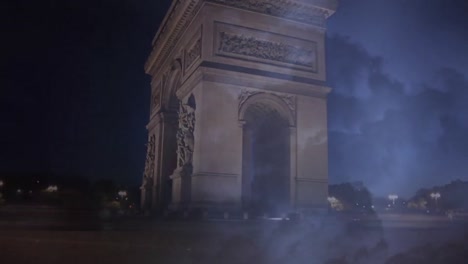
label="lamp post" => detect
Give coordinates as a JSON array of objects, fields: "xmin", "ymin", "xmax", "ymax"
[
  {"xmin": 45, "ymin": 185, "xmax": 58, "ymax": 193},
  {"xmin": 388, "ymin": 194, "xmax": 398, "ymax": 205},
  {"xmin": 118, "ymin": 190, "xmax": 128, "ymax": 199}
]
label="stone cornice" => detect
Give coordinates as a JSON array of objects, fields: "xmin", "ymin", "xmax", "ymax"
[
  {"xmin": 208, "ymin": 0, "xmax": 336, "ymax": 26},
  {"xmin": 144, "ymin": 0, "xmax": 337, "ymax": 76},
  {"xmin": 199, "ymin": 66, "xmax": 332, "ymax": 98},
  {"xmin": 145, "ymin": 0, "xmax": 204, "ymax": 75}
]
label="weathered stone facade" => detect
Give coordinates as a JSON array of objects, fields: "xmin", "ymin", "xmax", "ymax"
[{"xmin": 141, "ymin": 0, "xmax": 337, "ymax": 214}]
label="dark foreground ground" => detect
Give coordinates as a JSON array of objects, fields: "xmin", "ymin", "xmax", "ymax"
[{"xmin": 1, "ymin": 205, "xmax": 467, "ymax": 264}]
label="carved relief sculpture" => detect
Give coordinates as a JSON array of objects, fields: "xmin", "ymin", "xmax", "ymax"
[
  {"xmin": 145, "ymin": 0, "xmax": 335, "ymax": 75},
  {"xmin": 238, "ymin": 89, "xmax": 296, "ymax": 117},
  {"xmin": 142, "ymin": 135, "xmax": 156, "ymax": 187},
  {"xmin": 219, "ymin": 32, "xmax": 316, "ymax": 68},
  {"xmin": 151, "ymin": 86, "xmax": 161, "ymax": 112},
  {"xmin": 176, "ymin": 101, "xmax": 196, "ymax": 168},
  {"xmin": 184, "ymin": 37, "xmax": 202, "ymax": 71},
  {"xmin": 280, "ymin": 94, "xmax": 296, "ymax": 114},
  {"xmin": 238, "ymin": 89, "xmax": 262, "ymax": 109}
]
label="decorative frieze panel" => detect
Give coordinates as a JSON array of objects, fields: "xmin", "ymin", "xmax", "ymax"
[
  {"xmin": 214, "ymin": 22, "xmax": 318, "ymax": 73},
  {"xmin": 218, "ymin": 32, "xmax": 315, "ymax": 68},
  {"xmin": 184, "ymin": 28, "xmax": 203, "ymax": 73},
  {"xmin": 185, "ymin": 38, "xmax": 201, "ymax": 70},
  {"xmin": 145, "ymin": 0, "xmax": 336, "ymax": 75},
  {"xmin": 151, "ymin": 81, "xmax": 162, "ymax": 113}
]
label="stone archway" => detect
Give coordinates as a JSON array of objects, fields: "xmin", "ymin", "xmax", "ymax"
[
  {"xmin": 143, "ymin": 0, "xmax": 336, "ymax": 214},
  {"xmin": 240, "ymin": 92, "xmax": 295, "ymax": 216}
]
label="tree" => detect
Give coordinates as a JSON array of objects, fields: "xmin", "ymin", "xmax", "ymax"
[{"xmin": 329, "ymin": 182, "xmax": 374, "ymax": 213}]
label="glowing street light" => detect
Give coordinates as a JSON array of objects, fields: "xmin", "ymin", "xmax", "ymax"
[
  {"xmin": 0, "ymin": 180, "xmax": 4, "ymax": 187},
  {"xmin": 388, "ymin": 194, "xmax": 399, "ymax": 205},
  {"xmin": 118, "ymin": 190, "xmax": 128, "ymax": 198},
  {"xmin": 430, "ymin": 192, "xmax": 441, "ymax": 207},
  {"xmin": 327, "ymin": 196, "xmax": 344, "ymax": 211},
  {"xmin": 45, "ymin": 185, "xmax": 58, "ymax": 193},
  {"xmin": 327, "ymin": 196, "xmax": 338, "ymax": 204}
]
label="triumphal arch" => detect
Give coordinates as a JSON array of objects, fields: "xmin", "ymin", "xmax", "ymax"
[{"xmin": 141, "ymin": 0, "xmax": 337, "ymax": 216}]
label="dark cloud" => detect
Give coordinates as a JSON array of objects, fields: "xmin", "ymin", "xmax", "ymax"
[
  {"xmin": 327, "ymin": 36, "xmax": 468, "ymax": 196},
  {"xmin": 328, "ymin": 0, "xmax": 468, "ymax": 87}
]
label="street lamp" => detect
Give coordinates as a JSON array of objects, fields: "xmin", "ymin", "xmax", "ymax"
[
  {"xmin": 327, "ymin": 196, "xmax": 344, "ymax": 211},
  {"xmin": 118, "ymin": 190, "xmax": 128, "ymax": 198},
  {"xmin": 388, "ymin": 194, "xmax": 398, "ymax": 205},
  {"xmin": 327, "ymin": 196, "xmax": 338, "ymax": 204},
  {"xmin": 430, "ymin": 192, "xmax": 441, "ymax": 207},
  {"xmin": 45, "ymin": 185, "xmax": 58, "ymax": 193},
  {"xmin": 0, "ymin": 180, "xmax": 4, "ymax": 187}
]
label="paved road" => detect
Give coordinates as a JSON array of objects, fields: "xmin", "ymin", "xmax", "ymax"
[{"xmin": 1, "ymin": 205, "xmax": 467, "ymax": 264}]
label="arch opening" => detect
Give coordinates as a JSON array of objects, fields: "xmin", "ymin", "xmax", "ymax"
[{"xmin": 242, "ymin": 100, "xmax": 291, "ymax": 216}]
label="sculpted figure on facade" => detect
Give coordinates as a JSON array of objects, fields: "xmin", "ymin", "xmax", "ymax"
[
  {"xmin": 141, "ymin": 134, "xmax": 156, "ymax": 210},
  {"xmin": 142, "ymin": 135, "xmax": 156, "ymax": 186},
  {"xmin": 176, "ymin": 101, "xmax": 196, "ymax": 168}
]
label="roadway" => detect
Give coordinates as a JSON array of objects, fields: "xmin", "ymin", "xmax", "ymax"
[{"xmin": 1, "ymin": 205, "xmax": 467, "ymax": 264}]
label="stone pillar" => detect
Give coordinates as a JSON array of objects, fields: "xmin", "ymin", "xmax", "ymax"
[
  {"xmin": 289, "ymin": 126, "xmax": 298, "ymax": 209},
  {"xmin": 153, "ymin": 111, "xmax": 178, "ymax": 211},
  {"xmin": 169, "ymin": 101, "xmax": 196, "ymax": 210},
  {"xmin": 140, "ymin": 132, "xmax": 156, "ymax": 212},
  {"xmin": 170, "ymin": 165, "xmax": 192, "ymax": 209},
  {"xmin": 240, "ymin": 121, "xmax": 251, "ymax": 207},
  {"xmin": 140, "ymin": 181, "xmax": 152, "ymax": 212}
]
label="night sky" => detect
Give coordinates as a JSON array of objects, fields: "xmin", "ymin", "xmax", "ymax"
[
  {"xmin": 327, "ymin": 0, "xmax": 468, "ymax": 196},
  {"xmin": 3, "ymin": 0, "xmax": 468, "ymax": 196}
]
